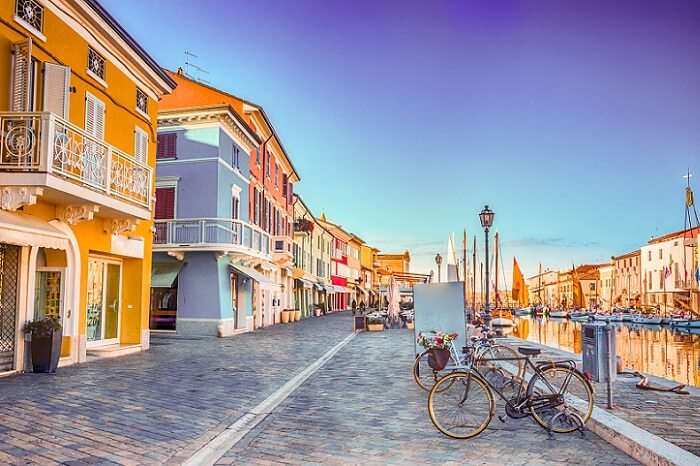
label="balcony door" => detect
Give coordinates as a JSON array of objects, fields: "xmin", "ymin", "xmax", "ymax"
[
  {"xmin": 84, "ymin": 92, "xmax": 105, "ymax": 186},
  {"xmin": 86, "ymin": 257, "xmax": 121, "ymax": 347}
]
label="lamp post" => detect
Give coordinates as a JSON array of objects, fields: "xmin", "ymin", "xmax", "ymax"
[
  {"xmin": 435, "ymin": 253, "xmax": 443, "ymax": 283},
  {"xmin": 479, "ymin": 205, "xmax": 495, "ymax": 327}
]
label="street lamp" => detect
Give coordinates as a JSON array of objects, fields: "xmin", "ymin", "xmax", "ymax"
[
  {"xmin": 479, "ymin": 205, "xmax": 495, "ymax": 327},
  {"xmin": 435, "ymin": 253, "xmax": 443, "ymax": 283}
]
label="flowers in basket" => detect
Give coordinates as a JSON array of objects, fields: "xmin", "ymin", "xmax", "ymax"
[
  {"xmin": 416, "ymin": 331, "xmax": 458, "ymax": 350},
  {"xmin": 417, "ymin": 331, "xmax": 458, "ymax": 371}
]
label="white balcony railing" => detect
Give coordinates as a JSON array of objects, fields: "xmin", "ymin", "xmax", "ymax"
[
  {"xmin": 0, "ymin": 112, "xmax": 151, "ymax": 208},
  {"xmin": 153, "ymin": 218, "xmax": 271, "ymax": 256}
]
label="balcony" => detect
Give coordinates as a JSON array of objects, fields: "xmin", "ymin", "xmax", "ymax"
[
  {"xmin": 0, "ymin": 112, "xmax": 152, "ymax": 219},
  {"xmin": 153, "ymin": 218, "xmax": 271, "ymax": 258},
  {"xmin": 272, "ymin": 235, "xmax": 293, "ymax": 264}
]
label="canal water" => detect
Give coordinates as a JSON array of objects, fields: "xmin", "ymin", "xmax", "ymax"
[{"xmin": 508, "ymin": 316, "xmax": 700, "ymax": 388}]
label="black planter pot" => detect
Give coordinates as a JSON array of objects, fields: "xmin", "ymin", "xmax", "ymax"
[{"xmin": 30, "ymin": 328, "xmax": 62, "ymax": 373}]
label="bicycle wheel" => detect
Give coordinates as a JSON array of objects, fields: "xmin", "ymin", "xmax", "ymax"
[
  {"xmin": 413, "ymin": 351, "xmax": 454, "ymax": 392},
  {"xmin": 527, "ymin": 365, "xmax": 594, "ymax": 433},
  {"xmin": 428, "ymin": 371, "xmax": 494, "ymax": 439},
  {"xmin": 475, "ymin": 345, "xmax": 525, "ymax": 391}
]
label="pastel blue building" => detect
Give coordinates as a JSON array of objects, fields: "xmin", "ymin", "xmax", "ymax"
[{"xmin": 150, "ymin": 104, "xmax": 275, "ymax": 336}]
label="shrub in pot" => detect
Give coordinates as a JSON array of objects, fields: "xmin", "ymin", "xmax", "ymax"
[
  {"xmin": 366, "ymin": 314, "xmax": 385, "ymax": 332},
  {"xmin": 294, "ymin": 308, "xmax": 301, "ymax": 321},
  {"xmin": 281, "ymin": 309, "xmax": 291, "ymax": 323},
  {"xmin": 24, "ymin": 317, "xmax": 62, "ymax": 373}
]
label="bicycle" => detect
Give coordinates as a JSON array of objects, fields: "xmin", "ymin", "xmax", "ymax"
[
  {"xmin": 427, "ymin": 345, "xmax": 594, "ymax": 439},
  {"xmin": 413, "ymin": 327, "xmax": 525, "ymax": 392}
]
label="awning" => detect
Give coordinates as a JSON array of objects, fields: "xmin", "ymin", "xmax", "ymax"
[
  {"xmin": 332, "ymin": 285, "xmax": 351, "ymax": 293},
  {"xmin": 295, "ymin": 278, "xmax": 314, "ymax": 289},
  {"xmin": 0, "ymin": 210, "xmax": 69, "ymax": 250},
  {"xmin": 151, "ymin": 262, "xmax": 183, "ymax": 288},
  {"xmin": 230, "ymin": 262, "xmax": 275, "ymax": 285}
]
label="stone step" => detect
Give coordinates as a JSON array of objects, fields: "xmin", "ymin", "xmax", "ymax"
[{"xmin": 86, "ymin": 343, "xmax": 142, "ymax": 360}]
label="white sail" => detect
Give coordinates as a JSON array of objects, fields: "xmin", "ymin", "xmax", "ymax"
[{"xmin": 447, "ymin": 233, "xmax": 460, "ymax": 282}]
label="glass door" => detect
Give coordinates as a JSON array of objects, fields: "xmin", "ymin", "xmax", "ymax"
[
  {"xmin": 86, "ymin": 258, "xmax": 121, "ymax": 346},
  {"xmin": 34, "ymin": 269, "xmax": 63, "ymax": 321}
]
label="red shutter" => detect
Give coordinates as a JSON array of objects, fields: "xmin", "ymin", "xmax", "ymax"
[
  {"xmin": 156, "ymin": 133, "xmax": 177, "ymax": 159},
  {"xmin": 155, "ymin": 187, "xmax": 175, "ymax": 219}
]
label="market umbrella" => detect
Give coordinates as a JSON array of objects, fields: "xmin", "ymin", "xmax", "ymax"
[{"xmin": 387, "ymin": 275, "xmax": 401, "ymax": 328}]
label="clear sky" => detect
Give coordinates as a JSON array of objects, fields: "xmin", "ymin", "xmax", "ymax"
[{"xmin": 104, "ymin": 0, "xmax": 699, "ymax": 282}]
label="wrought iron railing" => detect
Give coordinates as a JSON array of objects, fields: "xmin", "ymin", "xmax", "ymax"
[
  {"xmin": 153, "ymin": 218, "xmax": 271, "ymax": 256},
  {"xmin": 0, "ymin": 112, "xmax": 152, "ymax": 209}
]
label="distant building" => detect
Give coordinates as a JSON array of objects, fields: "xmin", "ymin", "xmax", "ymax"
[
  {"xmin": 526, "ymin": 270, "xmax": 559, "ymax": 306},
  {"xmin": 611, "ymin": 250, "xmax": 641, "ymax": 307},
  {"xmin": 598, "ymin": 264, "xmax": 615, "ymax": 311},
  {"xmin": 640, "ymin": 227, "xmax": 698, "ymax": 313},
  {"xmin": 375, "ymin": 251, "xmax": 411, "ymax": 287}
]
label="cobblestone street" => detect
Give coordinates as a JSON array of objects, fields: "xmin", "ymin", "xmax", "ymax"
[{"xmin": 0, "ymin": 313, "xmax": 636, "ymax": 465}]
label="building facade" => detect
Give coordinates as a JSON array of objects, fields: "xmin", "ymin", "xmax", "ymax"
[
  {"xmin": 0, "ymin": 0, "xmax": 175, "ymax": 373},
  {"xmin": 347, "ymin": 235, "xmax": 363, "ymax": 307},
  {"xmin": 598, "ymin": 264, "xmax": 614, "ymax": 311},
  {"xmin": 292, "ymin": 195, "xmax": 332, "ymax": 317},
  {"xmin": 360, "ymin": 244, "xmax": 378, "ymax": 306},
  {"xmin": 612, "ymin": 250, "xmax": 641, "ymax": 307},
  {"xmin": 640, "ymin": 228, "xmax": 698, "ymax": 312},
  {"xmin": 150, "ymin": 71, "xmax": 299, "ymax": 336},
  {"xmin": 317, "ymin": 214, "xmax": 352, "ymax": 311},
  {"xmin": 526, "ymin": 270, "xmax": 559, "ymax": 306}
]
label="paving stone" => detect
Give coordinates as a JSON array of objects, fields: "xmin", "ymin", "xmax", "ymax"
[{"xmin": 221, "ymin": 330, "xmax": 637, "ymax": 465}]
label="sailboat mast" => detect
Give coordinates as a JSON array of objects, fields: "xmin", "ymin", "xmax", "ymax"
[
  {"xmin": 472, "ymin": 236, "xmax": 477, "ymax": 311},
  {"xmin": 538, "ymin": 263, "xmax": 542, "ymax": 305},
  {"xmin": 463, "ymin": 229, "xmax": 468, "ymax": 311},
  {"xmin": 494, "ymin": 232, "xmax": 500, "ymax": 308}
]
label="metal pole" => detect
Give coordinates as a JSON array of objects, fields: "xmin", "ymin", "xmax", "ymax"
[{"xmin": 484, "ymin": 227, "xmax": 491, "ymax": 328}]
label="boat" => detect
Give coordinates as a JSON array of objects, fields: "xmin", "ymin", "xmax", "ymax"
[
  {"xmin": 670, "ymin": 318, "xmax": 690, "ymax": 327},
  {"xmin": 492, "ymin": 309, "xmax": 514, "ymax": 327},
  {"xmin": 688, "ymin": 320, "xmax": 700, "ymax": 328},
  {"xmin": 571, "ymin": 311, "xmax": 590, "ymax": 322},
  {"xmin": 608, "ymin": 313, "xmax": 624, "ymax": 322},
  {"xmin": 514, "ymin": 307, "xmax": 532, "ymax": 316},
  {"xmin": 592, "ymin": 313, "xmax": 610, "ymax": 322},
  {"xmin": 549, "ymin": 309, "xmax": 569, "ymax": 318},
  {"xmin": 633, "ymin": 315, "xmax": 663, "ymax": 325}
]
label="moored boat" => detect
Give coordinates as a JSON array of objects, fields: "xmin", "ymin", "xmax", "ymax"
[
  {"xmin": 492, "ymin": 309, "xmax": 514, "ymax": 327},
  {"xmin": 608, "ymin": 313, "xmax": 623, "ymax": 322},
  {"xmin": 514, "ymin": 307, "xmax": 532, "ymax": 316},
  {"xmin": 549, "ymin": 309, "xmax": 569, "ymax": 318},
  {"xmin": 592, "ymin": 313, "xmax": 610, "ymax": 322}
]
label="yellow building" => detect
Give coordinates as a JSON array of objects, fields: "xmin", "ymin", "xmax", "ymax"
[
  {"xmin": 0, "ymin": 0, "xmax": 174, "ymax": 373},
  {"xmin": 375, "ymin": 251, "xmax": 410, "ymax": 287},
  {"xmin": 360, "ymin": 244, "xmax": 378, "ymax": 303}
]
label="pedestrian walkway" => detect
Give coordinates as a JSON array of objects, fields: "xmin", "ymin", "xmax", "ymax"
[
  {"xmin": 0, "ymin": 313, "xmax": 352, "ymax": 465},
  {"xmin": 498, "ymin": 336, "xmax": 700, "ymax": 461},
  {"xmin": 220, "ymin": 330, "xmax": 636, "ymax": 466}
]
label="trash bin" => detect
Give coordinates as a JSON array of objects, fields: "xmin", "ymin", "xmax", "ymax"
[{"xmin": 582, "ymin": 323, "xmax": 616, "ymax": 383}]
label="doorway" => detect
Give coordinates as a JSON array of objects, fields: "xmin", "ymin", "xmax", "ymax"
[
  {"xmin": 0, "ymin": 244, "xmax": 20, "ymax": 372},
  {"xmin": 86, "ymin": 257, "xmax": 121, "ymax": 346}
]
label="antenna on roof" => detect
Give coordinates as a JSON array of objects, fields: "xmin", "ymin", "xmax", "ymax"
[{"xmin": 183, "ymin": 50, "xmax": 211, "ymax": 84}]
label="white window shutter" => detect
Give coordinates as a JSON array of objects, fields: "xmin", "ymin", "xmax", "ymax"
[
  {"xmin": 10, "ymin": 38, "xmax": 32, "ymax": 112},
  {"xmin": 43, "ymin": 63, "xmax": 70, "ymax": 119},
  {"xmin": 85, "ymin": 93, "xmax": 105, "ymax": 140},
  {"xmin": 134, "ymin": 127, "xmax": 148, "ymax": 163}
]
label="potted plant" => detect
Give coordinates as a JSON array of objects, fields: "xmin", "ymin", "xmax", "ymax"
[
  {"xmin": 417, "ymin": 331, "xmax": 458, "ymax": 371},
  {"xmin": 293, "ymin": 308, "xmax": 301, "ymax": 321},
  {"xmin": 406, "ymin": 318, "xmax": 415, "ymax": 329},
  {"xmin": 23, "ymin": 317, "xmax": 62, "ymax": 373},
  {"xmin": 281, "ymin": 309, "xmax": 291, "ymax": 324},
  {"xmin": 314, "ymin": 305, "xmax": 322, "ymax": 317},
  {"xmin": 366, "ymin": 314, "xmax": 385, "ymax": 332}
]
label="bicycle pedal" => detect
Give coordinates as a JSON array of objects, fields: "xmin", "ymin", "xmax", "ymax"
[{"xmin": 498, "ymin": 415, "xmax": 507, "ymax": 423}]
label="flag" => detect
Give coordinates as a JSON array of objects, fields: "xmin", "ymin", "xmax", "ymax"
[
  {"xmin": 664, "ymin": 266, "xmax": 672, "ymax": 279},
  {"xmin": 512, "ymin": 258, "xmax": 528, "ymax": 306}
]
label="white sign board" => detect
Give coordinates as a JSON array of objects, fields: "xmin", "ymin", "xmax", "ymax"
[{"xmin": 413, "ymin": 282, "xmax": 466, "ymax": 356}]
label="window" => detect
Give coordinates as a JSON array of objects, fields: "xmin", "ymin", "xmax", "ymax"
[
  {"xmin": 15, "ymin": 0, "xmax": 43, "ymax": 33},
  {"xmin": 274, "ymin": 163, "xmax": 279, "ymax": 189},
  {"xmin": 134, "ymin": 127, "xmax": 148, "ymax": 163},
  {"xmin": 648, "ymin": 250, "xmax": 651, "ymax": 261},
  {"xmin": 282, "ymin": 174, "xmax": 288, "ymax": 196},
  {"xmin": 154, "ymin": 187, "xmax": 175, "ymax": 219},
  {"xmin": 232, "ymin": 145, "xmax": 240, "ymax": 169},
  {"xmin": 256, "ymin": 148, "xmax": 260, "ymax": 166},
  {"xmin": 156, "ymin": 133, "xmax": 177, "ymax": 159},
  {"xmin": 266, "ymin": 150, "xmax": 271, "ymax": 178},
  {"xmin": 658, "ymin": 249, "xmax": 663, "ymax": 260},
  {"xmin": 87, "ymin": 47, "xmax": 106, "ymax": 81},
  {"xmin": 136, "ymin": 88, "xmax": 148, "ymax": 114},
  {"xmin": 43, "ymin": 62, "xmax": 70, "ymax": 118},
  {"xmin": 10, "ymin": 39, "xmax": 36, "ymax": 112},
  {"xmin": 232, "ymin": 193, "xmax": 240, "ymax": 220}
]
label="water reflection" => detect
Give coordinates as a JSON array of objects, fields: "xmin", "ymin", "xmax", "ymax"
[{"xmin": 510, "ymin": 316, "xmax": 700, "ymax": 388}]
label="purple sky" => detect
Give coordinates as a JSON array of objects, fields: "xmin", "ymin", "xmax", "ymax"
[{"xmin": 104, "ymin": 0, "xmax": 700, "ymax": 282}]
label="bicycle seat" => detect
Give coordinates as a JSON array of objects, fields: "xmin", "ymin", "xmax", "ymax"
[{"xmin": 517, "ymin": 346, "xmax": 541, "ymax": 357}]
